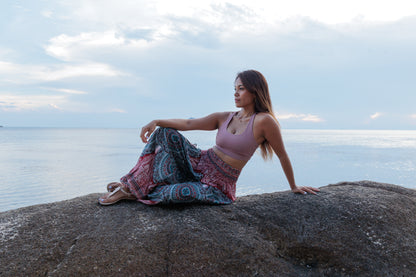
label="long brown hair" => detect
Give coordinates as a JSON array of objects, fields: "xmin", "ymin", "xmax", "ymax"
[{"xmin": 236, "ymin": 70, "xmax": 278, "ymax": 160}]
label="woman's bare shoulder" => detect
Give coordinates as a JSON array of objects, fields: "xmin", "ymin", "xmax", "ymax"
[
  {"xmin": 254, "ymin": 113, "xmax": 281, "ymax": 138},
  {"xmin": 199, "ymin": 111, "xmax": 234, "ymax": 129},
  {"xmin": 210, "ymin": 111, "xmax": 234, "ymax": 120},
  {"xmin": 218, "ymin": 111, "xmax": 234, "ymax": 117},
  {"xmin": 255, "ymin": 112, "xmax": 279, "ymax": 126}
]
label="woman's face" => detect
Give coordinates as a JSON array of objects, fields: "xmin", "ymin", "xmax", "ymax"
[{"xmin": 234, "ymin": 77, "xmax": 255, "ymax": 108}]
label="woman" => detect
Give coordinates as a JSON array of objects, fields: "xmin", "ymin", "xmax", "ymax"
[{"xmin": 99, "ymin": 70, "xmax": 319, "ymax": 205}]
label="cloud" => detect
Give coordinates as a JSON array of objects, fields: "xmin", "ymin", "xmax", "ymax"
[
  {"xmin": 49, "ymin": 103, "xmax": 62, "ymax": 110},
  {"xmin": 45, "ymin": 31, "xmax": 129, "ymax": 61},
  {"xmin": 42, "ymin": 6, "xmax": 251, "ymax": 62},
  {"xmin": 55, "ymin": 0, "xmax": 416, "ymax": 28},
  {"xmin": 411, "ymin": 114, "xmax": 416, "ymax": 119},
  {"xmin": 0, "ymin": 94, "xmax": 67, "ymax": 111},
  {"xmin": 302, "ymin": 114, "xmax": 324, "ymax": 122},
  {"xmin": 41, "ymin": 10, "xmax": 53, "ymax": 18},
  {"xmin": 278, "ymin": 113, "xmax": 324, "ymax": 122},
  {"xmin": 34, "ymin": 63, "xmax": 123, "ymax": 81},
  {"xmin": 43, "ymin": 87, "xmax": 88, "ymax": 95},
  {"xmin": 0, "ymin": 60, "xmax": 124, "ymax": 84},
  {"xmin": 38, "ymin": 10, "xmax": 416, "ymax": 76},
  {"xmin": 370, "ymin": 112, "xmax": 383, "ymax": 119},
  {"xmin": 57, "ymin": 0, "xmax": 159, "ymax": 28}
]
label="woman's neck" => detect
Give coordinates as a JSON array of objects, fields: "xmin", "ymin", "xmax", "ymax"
[{"xmin": 237, "ymin": 108, "xmax": 255, "ymax": 119}]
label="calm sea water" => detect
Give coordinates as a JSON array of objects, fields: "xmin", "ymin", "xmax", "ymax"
[{"xmin": 0, "ymin": 128, "xmax": 415, "ymax": 212}]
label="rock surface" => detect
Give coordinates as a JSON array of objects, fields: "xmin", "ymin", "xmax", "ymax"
[{"xmin": 1, "ymin": 181, "xmax": 415, "ymax": 276}]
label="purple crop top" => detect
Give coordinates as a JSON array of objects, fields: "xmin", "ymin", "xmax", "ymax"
[{"xmin": 215, "ymin": 112, "xmax": 259, "ymax": 161}]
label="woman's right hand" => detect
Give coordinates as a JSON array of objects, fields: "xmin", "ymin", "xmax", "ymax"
[
  {"xmin": 140, "ymin": 120, "xmax": 157, "ymax": 143},
  {"xmin": 291, "ymin": 186, "xmax": 320, "ymax": 195}
]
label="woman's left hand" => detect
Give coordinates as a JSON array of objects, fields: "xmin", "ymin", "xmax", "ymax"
[
  {"xmin": 140, "ymin": 120, "xmax": 158, "ymax": 143},
  {"xmin": 291, "ymin": 186, "xmax": 320, "ymax": 195}
]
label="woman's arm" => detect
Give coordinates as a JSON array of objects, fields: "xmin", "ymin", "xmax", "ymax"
[
  {"xmin": 140, "ymin": 112, "xmax": 229, "ymax": 143},
  {"xmin": 260, "ymin": 114, "xmax": 320, "ymax": 195}
]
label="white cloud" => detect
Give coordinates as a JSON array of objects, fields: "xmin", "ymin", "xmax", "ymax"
[
  {"xmin": 0, "ymin": 61, "xmax": 18, "ymax": 74},
  {"xmin": 370, "ymin": 112, "xmax": 383, "ymax": 119},
  {"xmin": 60, "ymin": 0, "xmax": 416, "ymax": 27},
  {"xmin": 278, "ymin": 113, "xmax": 324, "ymax": 122},
  {"xmin": 41, "ymin": 10, "xmax": 53, "ymax": 18},
  {"xmin": 45, "ymin": 31, "xmax": 127, "ymax": 61},
  {"xmin": 39, "ymin": 3, "xmax": 416, "ymax": 73},
  {"xmin": 302, "ymin": 114, "xmax": 324, "ymax": 122},
  {"xmin": 33, "ymin": 63, "xmax": 123, "ymax": 81},
  {"xmin": 0, "ymin": 94, "xmax": 67, "ymax": 111},
  {"xmin": 44, "ymin": 30, "xmax": 159, "ymax": 63},
  {"xmin": 411, "ymin": 114, "xmax": 416, "ymax": 119},
  {"xmin": 0, "ymin": 60, "xmax": 124, "ymax": 84},
  {"xmin": 43, "ymin": 87, "xmax": 88, "ymax": 95},
  {"xmin": 49, "ymin": 103, "xmax": 62, "ymax": 110},
  {"xmin": 59, "ymin": 0, "xmax": 158, "ymax": 27},
  {"xmin": 247, "ymin": 0, "xmax": 416, "ymax": 24}
]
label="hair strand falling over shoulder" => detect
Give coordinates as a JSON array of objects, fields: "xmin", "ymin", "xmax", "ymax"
[{"xmin": 236, "ymin": 69, "xmax": 279, "ymax": 160}]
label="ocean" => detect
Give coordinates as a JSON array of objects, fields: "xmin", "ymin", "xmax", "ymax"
[{"xmin": 0, "ymin": 128, "xmax": 415, "ymax": 212}]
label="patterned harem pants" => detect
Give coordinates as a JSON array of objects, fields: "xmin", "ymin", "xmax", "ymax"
[{"xmin": 120, "ymin": 128, "xmax": 241, "ymax": 205}]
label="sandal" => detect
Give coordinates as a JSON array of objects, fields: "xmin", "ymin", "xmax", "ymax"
[
  {"xmin": 107, "ymin": 182, "xmax": 121, "ymax": 192},
  {"xmin": 98, "ymin": 186, "xmax": 136, "ymax": 206}
]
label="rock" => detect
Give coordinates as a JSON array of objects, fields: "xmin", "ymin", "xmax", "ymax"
[{"xmin": 1, "ymin": 181, "xmax": 415, "ymax": 276}]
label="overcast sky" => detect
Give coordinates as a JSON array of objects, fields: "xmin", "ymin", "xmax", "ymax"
[{"xmin": 1, "ymin": 0, "xmax": 416, "ymax": 129}]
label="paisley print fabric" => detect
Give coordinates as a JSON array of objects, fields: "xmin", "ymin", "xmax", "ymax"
[
  {"xmin": 120, "ymin": 128, "xmax": 241, "ymax": 205},
  {"xmin": 197, "ymin": 148, "xmax": 240, "ymax": 201},
  {"xmin": 146, "ymin": 182, "xmax": 232, "ymax": 205}
]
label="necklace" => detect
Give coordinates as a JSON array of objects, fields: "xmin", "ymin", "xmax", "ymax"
[{"xmin": 236, "ymin": 111, "xmax": 254, "ymax": 122}]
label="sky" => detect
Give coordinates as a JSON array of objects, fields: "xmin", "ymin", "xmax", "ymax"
[{"xmin": 1, "ymin": 0, "xmax": 416, "ymax": 129}]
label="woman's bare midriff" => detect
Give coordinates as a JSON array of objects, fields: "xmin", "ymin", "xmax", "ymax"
[{"xmin": 212, "ymin": 146, "xmax": 248, "ymax": 170}]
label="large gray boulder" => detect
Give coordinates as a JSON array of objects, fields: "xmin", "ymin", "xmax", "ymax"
[{"xmin": 1, "ymin": 181, "xmax": 415, "ymax": 276}]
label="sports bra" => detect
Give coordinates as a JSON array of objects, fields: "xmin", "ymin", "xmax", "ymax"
[{"xmin": 215, "ymin": 112, "xmax": 259, "ymax": 161}]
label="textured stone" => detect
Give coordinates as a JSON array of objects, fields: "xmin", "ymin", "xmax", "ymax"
[{"xmin": 1, "ymin": 181, "xmax": 415, "ymax": 276}]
